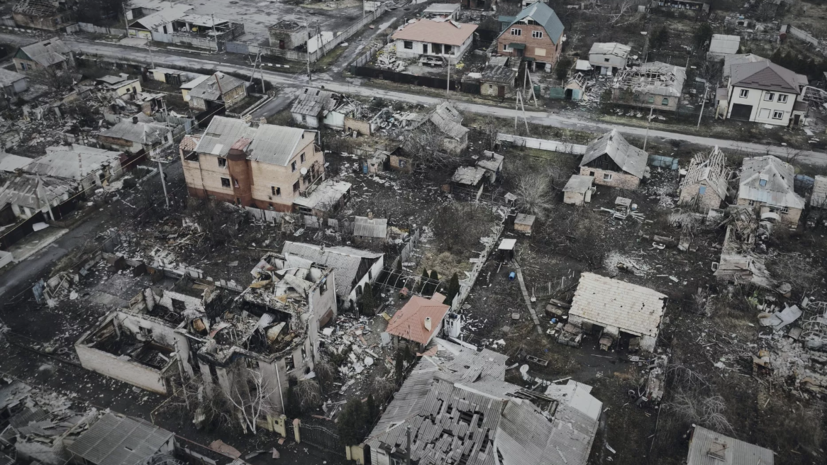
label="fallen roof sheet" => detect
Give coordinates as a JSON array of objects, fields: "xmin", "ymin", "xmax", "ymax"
[
  {"xmin": 282, "ymin": 242, "xmax": 382, "ymax": 297},
  {"xmin": 686, "ymin": 425, "xmax": 774, "ymax": 465},
  {"xmin": 569, "ymin": 272, "xmax": 666, "ymax": 337},
  {"xmin": 292, "ymin": 179, "xmax": 351, "ymax": 210},
  {"xmin": 68, "ymin": 413, "xmax": 173, "ymax": 465}
]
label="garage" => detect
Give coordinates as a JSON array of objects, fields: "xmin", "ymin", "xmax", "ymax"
[{"xmin": 730, "ymin": 103, "xmax": 753, "ymax": 121}]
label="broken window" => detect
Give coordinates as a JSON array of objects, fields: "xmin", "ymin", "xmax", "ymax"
[
  {"xmin": 218, "ymin": 158, "xmax": 227, "ymax": 168},
  {"xmin": 404, "ymin": 41, "xmax": 413, "ymax": 49},
  {"xmin": 293, "ymin": 180, "xmax": 300, "ymax": 193},
  {"xmin": 221, "ymin": 177, "xmax": 231, "ymax": 188},
  {"xmin": 510, "ymin": 28, "xmax": 521, "ymax": 36},
  {"xmin": 320, "ymin": 278, "xmax": 328, "ymax": 294},
  {"xmin": 291, "ymin": 161, "xmax": 297, "ymax": 172},
  {"xmin": 772, "ymin": 110, "xmax": 783, "ymax": 120},
  {"xmin": 604, "ymin": 58, "xmax": 610, "ymax": 62},
  {"xmin": 764, "ymin": 92, "xmax": 775, "ymax": 102},
  {"xmin": 532, "ymin": 31, "xmax": 543, "ymax": 39},
  {"xmin": 301, "ymin": 153, "xmax": 306, "ymax": 163},
  {"xmin": 603, "ymin": 173, "xmax": 613, "ymax": 181},
  {"xmin": 661, "ymin": 98, "xmax": 669, "ymax": 106},
  {"xmin": 444, "ymin": 45, "xmax": 453, "ymax": 54},
  {"xmin": 285, "ymin": 355, "xmax": 295, "ymax": 371},
  {"xmin": 647, "ymin": 96, "xmax": 654, "ymax": 104},
  {"xmin": 781, "ymin": 207, "xmax": 789, "ymax": 214},
  {"xmin": 739, "ymin": 89, "xmax": 749, "ymax": 98},
  {"xmin": 778, "ymin": 94, "xmax": 788, "ymax": 103}
]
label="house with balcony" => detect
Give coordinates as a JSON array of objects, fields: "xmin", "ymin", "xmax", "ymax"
[
  {"xmin": 718, "ymin": 60, "xmax": 807, "ymax": 127},
  {"xmin": 497, "ymin": 2, "xmax": 565, "ymax": 71},
  {"xmin": 180, "ymin": 116, "xmax": 326, "ymax": 212},
  {"xmin": 392, "ymin": 19, "xmax": 478, "ymax": 65}
]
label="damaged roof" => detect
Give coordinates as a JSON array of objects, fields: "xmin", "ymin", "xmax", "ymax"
[
  {"xmin": 731, "ymin": 60, "xmax": 807, "ymax": 94},
  {"xmin": 68, "ymin": 413, "xmax": 173, "ymax": 465},
  {"xmin": 589, "ymin": 42, "xmax": 631, "ymax": 58},
  {"xmin": 0, "ymin": 173, "xmax": 73, "ymax": 210},
  {"xmin": 26, "ymin": 145, "xmax": 122, "ymax": 182},
  {"xmin": 291, "ymin": 87, "xmax": 339, "ymax": 116},
  {"xmin": 480, "ymin": 64, "xmax": 516, "ymax": 84},
  {"xmin": 0, "ymin": 152, "xmax": 33, "ymax": 173},
  {"xmin": 129, "ymin": 4, "xmax": 192, "ymax": 30},
  {"xmin": 195, "ymin": 116, "xmax": 311, "ymax": 166},
  {"xmin": 99, "ymin": 118, "xmax": 170, "ymax": 145},
  {"xmin": 452, "ymin": 166, "xmax": 486, "ymax": 185},
  {"xmin": 293, "ymin": 179, "xmax": 351, "ymax": 210},
  {"xmin": 500, "ymin": 2, "xmax": 565, "ymax": 44},
  {"xmin": 422, "ymin": 101, "xmax": 469, "ymax": 140},
  {"xmin": 686, "ymin": 426, "xmax": 774, "ymax": 465},
  {"xmin": 188, "ymin": 72, "xmax": 246, "ymax": 102},
  {"xmin": 738, "ymin": 156, "xmax": 805, "ymax": 210},
  {"xmin": 386, "ymin": 294, "xmax": 450, "ymax": 345},
  {"xmin": 570, "ymin": 272, "xmax": 667, "ymax": 338},
  {"xmin": 621, "ymin": 62, "xmax": 686, "ymax": 98},
  {"xmin": 12, "ymin": 0, "xmax": 61, "ymax": 17},
  {"xmin": 477, "ymin": 151, "xmax": 504, "ymax": 172},
  {"xmin": 0, "ymin": 68, "xmax": 27, "ymax": 87},
  {"xmin": 282, "ymin": 242, "xmax": 382, "ymax": 297},
  {"xmin": 392, "ymin": 19, "xmax": 478, "ymax": 47},
  {"xmin": 18, "ymin": 38, "xmax": 70, "ymax": 68},
  {"xmin": 580, "ymin": 130, "xmax": 648, "ymax": 178},
  {"xmin": 353, "ymin": 216, "xmax": 388, "ymax": 238},
  {"xmin": 681, "ymin": 147, "xmax": 729, "ymax": 200}
]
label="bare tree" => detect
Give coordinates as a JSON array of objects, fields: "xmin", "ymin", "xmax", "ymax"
[
  {"xmin": 515, "ymin": 172, "xmax": 553, "ymax": 220},
  {"xmin": 28, "ymin": 66, "xmax": 73, "ymax": 92},
  {"xmin": 225, "ymin": 367, "xmax": 278, "ymax": 434},
  {"xmin": 665, "ymin": 389, "xmax": 734, "ymax": 433},
  {"xmin": 293, "ymin": 380, "xmax": 322, "ymax": 412},
  {"xmin": 477, "ymin": 116, "xmax": 500, "ymax": 151},
  {"xmin": 402, "ymin": 123, "xmax": 453, "ymax": 167}
]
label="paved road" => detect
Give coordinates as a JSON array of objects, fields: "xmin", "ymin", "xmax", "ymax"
[{"xmin": 3, "ymin": 33, "xmax": 825, "ymax": 165}]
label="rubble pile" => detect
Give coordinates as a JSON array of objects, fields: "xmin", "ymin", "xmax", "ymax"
[
  {"xmin": 376, "ymin": 45, "xmax": 406, "ymax": 72},
  {"xmin": 761, "ymin": 300, "xmax": 827, "ymax": 395}
]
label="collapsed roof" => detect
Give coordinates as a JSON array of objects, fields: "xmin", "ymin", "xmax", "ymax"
[
  {"xmin": 188, "ymin": 72, "xmax": 246, "ymax": 102},
  {"xmin": 194, "ymin": 116, "xmax": 313, "ymax": 166},
  {"xmin": 282, "ymin": 242, "xmax": 382, "ymax": 298},
  {"xmin": 616, "ymin": 62, "xmax": 686, "ymax": 98},
  {"xmin": 18, "ymin": 38, "xmax": 70, "ymax": 68}
]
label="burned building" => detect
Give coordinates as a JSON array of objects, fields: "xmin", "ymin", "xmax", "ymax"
[
  {"xmin": 268, "ymin": 20, "xmax": 308, "ymax": 50},
  {"xmin": 12, "ymin": 0, "xmax": 76, "ymax": 32},
  {"xmin": 612, "ymin": 62, "xmax": 686, "ymax": 112},
  {"xmin": 678, "ymin": 147, "xmax": 730, "ymax": 212}
]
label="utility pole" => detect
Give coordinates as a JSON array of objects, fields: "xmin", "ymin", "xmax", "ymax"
[
  {"xmin": 446, "ymin": 60, "xmax": 450, "ymax": 95},
  {"xmin": 697, "ymin": 83, "xmax": 708, "ymax": 129},
  {"xmin": 122, "ymin": 3, "xmax": 130, "ymax": 34},
  {"xmin": 211, "ymin": 14, "xmax": 218, "ymax": 53},
  {"xmin": 158, "ymin": 97, "xmax": 170, "ymax": 209},
  {"xmin": 405, "ymin": 426, "xmax": 411, "ymax": 465},
  {"xmin": 643, "ymin": 104, "xmax": 654, "ymax": 151},
  {"xmin": 146, "ymin": 43, "xmax": 155, "ymax": 68}
]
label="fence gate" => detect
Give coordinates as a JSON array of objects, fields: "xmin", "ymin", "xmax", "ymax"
[
  {"xmin": 225, "ymin": 41, "xmax": 250, "ymax": 55},
  {"xmin": 292, "ymin": 421, "xmax": 344, "ymax": 455}
]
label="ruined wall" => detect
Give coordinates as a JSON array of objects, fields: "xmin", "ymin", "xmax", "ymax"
[
  {"xmin": 98, "ymin": 135, "xmax": 142, "ymax": 154},
  {"xmin": 344, "ymin": 116, "xmax": 371, "ymax": 136},
  {"xmin": 678, "ymin": 182, "xmax": 723, "ymax": 212},
  {"xmin": 13, "ymin": 13, "xmax": 71, "ymax": 31},
  {"xmin": 579, "ymin": 167, "xmax": 640, "ymax": 190},
  {"xmin": 345, "ymin": 257, "xmax": 384, "ymax": 308},
  {"xmin": 442, "ymin": 134, "xmax": 467, "ymax": 155},
  {"xmin": 222, "ymin": 85, "xmax": 247, "ymax": 109},
  {"xmin": 812, "ymin": 176, "xmax": 827, "ymax": 208},
  {"xmin": 736, "ymin": 197, "xmax": 802, "ymax": 226},
  {"xmin": 76, "ymin": 344, "xmax": 169, "ymax": 394},
  {"xmin": 612, "ymin": 90, "xmax": 680, "ymax": 112}
]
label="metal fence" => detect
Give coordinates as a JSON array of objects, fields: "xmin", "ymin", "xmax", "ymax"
[{"xmin": 293, "ymin": 421, "xmax": 344, "ymax": 455}]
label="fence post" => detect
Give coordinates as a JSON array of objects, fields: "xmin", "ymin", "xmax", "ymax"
[{"xmin": 293, "ymin": 418, "xmax": 301, "ymax": 443}]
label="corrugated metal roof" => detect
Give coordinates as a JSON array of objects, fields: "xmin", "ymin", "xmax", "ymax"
[
  {"xmin": 580, "ymin": 130, "xmax": 648, "ymax": 178},
  {"xmin": 129, "ymin": 4, "xmax": 192, "ymax": 30},
  {"xmin": 188, "ymin": 73, "xmax": 246, "ymax": 102},
  {"xmin": 0, "ymin": 174, "xmax": 73, "ymax": 210},
  {"xmin": 686, "ymin": 426, "xmax": 774, "ymax": 465},
  {"xmin": 26, "ymin": 145, "xmax": 122, "ymax": 181},
  {"xmin": 480, "ymin": 64, "xmax": 516, "ymax": 84},
  {"xmin": 19, "ymin": 38, "xmax": 70, "ymax": 68},
  {"xmin": 589, "ymin": 42, "xmax": 631, "ymax": 58},
  {"xmin": 681, "ymin": 147, "xmax": 728, "ymax": 200},
  {"xmin": 99, "ymin": 119, "xmax": 170, "ymax": 145},
  {"xmin": 738, "ymin": 156, "xmax": 805, "ymax": 209},
  {"xmin": 708, "ymin": 34, "xmax": 741, "ymax": 55},
  {"xmin": 0, "ymin": 152, "xmax": 33, "ymax": 173},
  {"xmin": 68, "ymin": 413, "xmax": 173, "ymax": 465},
  {"xmin": 499, "ymin": 3, "xmax": 565, "ymax": 44},
  {"xmin": 247, "ymin": 124, "xmax": 306, "ymax": 166},
  {"xmin": 194, "ymin": 116, "xmax": 254, "ymax": 157},
  {"xmin": 180, "ymin": 74, "xmax": 210, "ymax": 90},
  {"xmin": 0, "ymin": 68, "xmax": 26, "ymax": 87},
  {"xmin": 291, "ymin": 87, "xmax": 338, "ymax": 116},
  {"xmin": 353, "ymin": 216, "xmax": 388, "ymax": 238},
  {"xmin": 282, "ymin": 242, "xmax": 382, "ymax": 297},
  {"xmin": 569, "ymin": 272, "xmax": 666, "ymax": 337},
  {"xmin": 420, "ymin": 101, "xmax": 469, "ymax": 140}
]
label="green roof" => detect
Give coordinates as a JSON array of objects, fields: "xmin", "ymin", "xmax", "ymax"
[{"xmin": 498, "ymin": 3, "xmax": 565, "ymax": 45}]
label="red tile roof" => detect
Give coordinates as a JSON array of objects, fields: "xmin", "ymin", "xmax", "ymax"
[{"xmin": 386, "ymin": 293, "xmax": 450, "ymax": 346}]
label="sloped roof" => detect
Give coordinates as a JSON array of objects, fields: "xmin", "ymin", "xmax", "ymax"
[
  {"xmin": 386, "ymin": 294, "xmax": 450, "ymax": 345},
  {"xmin": 589, "ymin": 42, "xmax": 631, "ymax": 59},
  {"xmin": 628, "ymin": 61, "xmax": 686, "ymax": 97},
  {"xmin": 723, "ymin": 54, "xmax": 766, "ymax": 78},
  {"xmin": 99, "ymin": 119, "xmax": 170, "ymax": 146},
  {"xmin": 580, "ymin": 130, "xmax": 648, "ymax": 178},
  {"xmin": 391, "ymin": 19, "xmax": 478, "ymax": 47},
  {"xmin": 282, "ymin": 242, "xmax": 382, "ymax": 297},
  {"xmin": 195, "ymin": 116, "xmax": 309, "ymax": 166},
  {"xmin": 0, "ymin": 174, "xmax": 73, "ymax": 210},
  {"xmin": 26, "ymin": 145, "xmax": 122, "ymax": 181},
  {"xmin": 0, "ymin": 152, "xmax": 32, "ymax": 173},
  {"xmin": 188, "ymin": 73, "xmax": 246, "ymax": 102},
  {"xmin": 68, "ymin": 413, "xmax": 173, "ymax": 465},
  {"xmin": 708, "ymin": 34, "xmax": 741, "ymax": 55},
  {"xmin": 738, "ymin": 156, "xmax": 805, "ymax": 209},
  {"xmin": 179, "ymin": 134, "xmax": 200, "ymax": 152},
  {"xmin": 424, "ymin": 101, "xmax": 469, "ymax": 140},
  {"xmin": 180, "ymin": 74, "xmax": 210, "ymax": 90},
  {"xmin": 0, "ymin": 68, "xmax": 26, "ymax": 87},
  {"xmin": 481, "ymin": 64, "xmax": 516, "ymax": 84},
  {"xmin": 731, "ymin": 61, "xmax": 806, "ymax": 94},
  {"xmin": 19, "ymin": 38, "xmax": 70, "ymax": 68},
  {"xmin": 291, "ymin": 87, "xmax": 338, "ymax": 116},
  {"xmin": 353, "ymin": 216, "xmax": 388, "ymax": 238},
  {"xmin": 686, "ymin": 426, "xmax": 774, "ymax": 465},
  {"xmin": 129, "ymin": 4, "xmax": 192, "ymax": 30},
  {"xmin": 499, "ymin": 3, "xmax": 565, "ymax": 45},
  {"xmin": 194, "ymin": 116, "xmax": 253, "ymax": 157},
  {"xmin": 681, "ymin": 147, "xmax": 728, "ymax": 200},
  {"xmin": 569, "ymin": 272, "xmax": 667, "ymax": 337}
]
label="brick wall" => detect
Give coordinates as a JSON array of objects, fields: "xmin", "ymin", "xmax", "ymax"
[
  {"xmin": 497, "ymin": 25, "xmax": 562, "ymax": 66},
  {"xmin": 735, "ymin": 197, "xmax": 802, "ymax": 226},
  {"xmin": 579, "ymin": 167, "xmax": 640, "ymax": 190},
  {"xmin": 678, "ymin": 182, "xmax": 724, "ymax": 212}
]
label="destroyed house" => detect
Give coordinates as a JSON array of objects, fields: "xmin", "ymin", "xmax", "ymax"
[
  {"xmin": 414, "ymin": 101, "xmax": 470, "ymax": 154},
  {"xmin": 182, "ymin": 116, "xmax": 325, "ymax": 212},
  {"xmin": 722, "ymin": 60, "xmax": 807, "ymax": 127},
  {"xmin": 480, "ymin": 63, "xmax": 517, "ymax": 98},
  {"xmin": 737, "ymin": 156, "xmax": 804, "ymax": 225},
  {"xmin": 612, "ymin": 62, "xmax": 686, "ymax": 112},
  {"xmin": 26, "ymin": 145, "xmax": 125, "ymax": 193},
  {"xmin": 292, "ymin": 179, "xmax": 352, "ymax": 216},
  {"xmin": 187, "ymin": 72, "xmax": 247, "ymax": 111},
  {"xmin": 391, "ymin": 19, "xmax": 478, "ymax": 64},
  {"xmin": 686, "ymin": 426, "xmax": 774, "ymax": 465},
  {"xmin": 13, "ymin": 38, "xmax": 72, "ymax": 73},
  {"xmin": 68, "ymin": 413, "xmax": 175, "ymax": 465},
  {"xmin": 568, "ymin": 273, "xmax": 667, "ymax": 352},
  {"xmin": 74, "ymin": 279, "xmax": 217, "ymax": 395},
  {"xmin": 195, "ymin": 253, "xmax": 337, "ymax": 417},
  {"xmin": 366, "ymin": 338, "xmax": 602, "ymax": 465},
  {"xmin": 98, "ymin": 116, "xmax": 173, "ymax": 157},
  {"xmin": 12, "ymin": 0, "xmax": 75, "ymax": 32},
  {"xmin": 678, "ymin": 147, "xmax": 730, "ymax": 212},
  {"xmin": 282, "ymin": 241, "xmax": 384, "ymax": 309},
  {"xmin": 0, "ymin": 68, "xmax": 28, "ymax": 96},
  {"xmin": 588, "ymin": 42, "xmax": 631, "ymax": 76},
  {"xmin": 579, "ymin": 130, "xmax": 648, "ymax": 190},
  {"xmin": 497, "ymin": 3, "xmax": 565, "ymax": 69},
  {"xmin": 291, "ymin": 87, "xmax": 342, "ymax": 129},
  {"xmin": 268, "ymin": 20, "xmax": 308, "ymax": 50},
  {"xmin": 0, "ymin": 173, "xmax": 73, "ymax": 221}
]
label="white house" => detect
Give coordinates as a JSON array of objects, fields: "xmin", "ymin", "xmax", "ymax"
[
  {"xmin": 392, "ymin": 19, "xmax": 478, "ymax": 64},
  {"xmin": 721, "ymin": 60, "xmax": 808, "ymax": 127},
  {"xmin": 588, "ymin": 42, "xmax": 631, "ymax": 76}
]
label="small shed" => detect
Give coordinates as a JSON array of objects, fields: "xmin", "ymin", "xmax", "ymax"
[
  {"xmin": 563, "ymin": 175, "xmax": 595, "ymax": 205},
  {"xmin": 68, "ymin": 413, "xmax": 174, "ymax": 465},
  {"xmin": 497, "ymin": 238, "xmax": 517, "ymax": 261},
  {"xmin": 514, "ymin": 214, "xmax": 536, "ymax": 235},
  {"xmin": 353, "ymin": 216, "xmax": 389, "ymax": 243}
]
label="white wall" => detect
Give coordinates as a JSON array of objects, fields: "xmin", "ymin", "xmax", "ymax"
[
  {"xmin": 346, "ymin": 256, "xmax": 385, "ymax": 307},
  {"xmin": 588, "ymin": 53, "xmax": 626, "ymax": 71},
  {"xmin": 394, "ymin": 36, "xmax": 474, "ymax": 63},
  {"xmin": 727, "ymin": 84, "xmax": 797, "ymax": 126}
]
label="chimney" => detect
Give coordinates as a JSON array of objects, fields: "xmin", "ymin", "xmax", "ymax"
[
  {"xmin": 132, "ymin": 116, "xmax": 138, "ymax": 124},
  {"xmin": 424, "ymin": 317, "xmax": 432, "ymax": 332}
]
